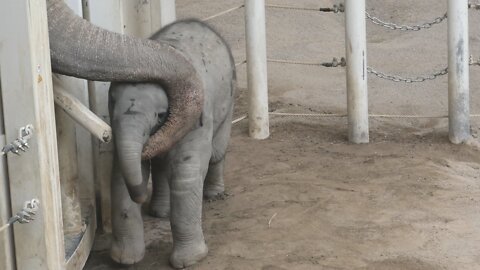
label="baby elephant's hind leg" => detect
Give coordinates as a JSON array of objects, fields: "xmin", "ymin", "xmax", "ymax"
[
  {"xmin": 204, "ymin": 159, "xmax": 226, "ymax": 199},
  {"xmin": 204, "ymin": 109, "xmax": 233, "ymax": 199}
]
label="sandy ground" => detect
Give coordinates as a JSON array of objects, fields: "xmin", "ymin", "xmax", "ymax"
[{"xmin": 85, "ymin": 0, "xmax": 480, "ymax": 269}]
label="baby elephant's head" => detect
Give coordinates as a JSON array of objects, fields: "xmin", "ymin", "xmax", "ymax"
[{"xmin": 109, "ymin": 82, "xmax": 168, "ymax": 203}]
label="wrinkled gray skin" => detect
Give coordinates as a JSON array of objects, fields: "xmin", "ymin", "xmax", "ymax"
[{"xmin": 109, "ymin": 20, "xmax": 235, "ymax": 269}]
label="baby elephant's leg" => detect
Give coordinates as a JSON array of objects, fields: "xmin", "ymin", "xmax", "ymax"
[
  {"xmin": 110, "ymin": 157, "xmax": 148, "ymax": 264},
  {"xmin": 204, "ymin": 110, "xmax": 233, "ymax": 199},
  {"xmin": 168, "ymin": 129, "xmax": 212, "ymax": 269},
  {"xmin": 149, "ymin": 156, "xmax": 170, "ymax": 218},
  {"xmin": 204, "ymin": 158, "xmax": 225, "ymax": 199}
]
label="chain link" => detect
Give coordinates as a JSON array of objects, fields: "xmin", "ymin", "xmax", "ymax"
[
  {"xmin": 365, "ymin": 12, "xmax": 447, "ymax": 31},
  {"xmin": 367, "ymin": 66, "xmax": 448, "ymax": 83},
  {"xmin": 368, "ymin": 55, "xmax": 480, "ymax": 83}
]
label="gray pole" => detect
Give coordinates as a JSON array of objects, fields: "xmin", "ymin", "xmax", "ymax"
[
  {"xmin": 245, "ymin": 0, "xmax": 270, "ymax": 139},
  {"xmin": 345, "ymin": 0, "xmax": 369, "ymax": 143},
  {"xmin": 448, "ymin": 0, "xmax": 470, "ymax": 144}
]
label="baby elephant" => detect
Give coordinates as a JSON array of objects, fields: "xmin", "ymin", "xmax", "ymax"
[{"xmin": 108, "ymin": 20, "xmax": 235, "ymax": 268}]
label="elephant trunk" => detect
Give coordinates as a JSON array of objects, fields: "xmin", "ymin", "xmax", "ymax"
[
  {"xmin": 115, "ymin": 136, "xmax": 148, "ymax": 203},
  {"xmin": 47, "ymin": 0, "xmax": 203, "ymax": 159}
]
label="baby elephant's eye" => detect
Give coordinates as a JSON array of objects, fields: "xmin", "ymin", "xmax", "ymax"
[{"xmin": 157, "ymin": 112, "xmax": 168, "ymax": 122}]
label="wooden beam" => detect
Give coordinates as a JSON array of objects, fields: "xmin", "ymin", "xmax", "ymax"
[
  {"xmin": 0, "ymin": 0, "xmax": 65, "ymax": 269},
  {"xmin": 53, "ymin": 75, "xmax": 112, "ymax": 143}
]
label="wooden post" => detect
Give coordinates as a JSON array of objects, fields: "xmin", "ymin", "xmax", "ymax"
[
  {"xmin": 122, "ymin": 0, "xmax": 162, "ymax": 38},
  {"xmin": 53, "ymin": 75, "xmax": 84, "ymax": 236},
  {"xmin": 245, "ymin": 0, "xmax": 270, "ymax": 140},
  {"xmin": 448, "ymin": 0, "xmax": 470, "ymax": 143},
  {"xmin": 345, "ymin": 0, "xmax": 369, "ymax": 143},
  {"xmin": 0, "ymin": 92, "xmax": 14, "ymax": 270},
  {"xmin": 0, "ymin": 0, "xmax": 65, "ymax": 269},
  {"xmin": 66, "ymin": 0, "xmax": 96, "ymax": 214},
  {"xmin": 84, "ymin": 0, "xmax": 162, "ymax": 233},
  {"xmin": 82, "ymin": 0, "xmax": 122, "ymax": 233},
  {"xmin": 160, "ymin": 0, "xmax": 176, "ymax": 26}
]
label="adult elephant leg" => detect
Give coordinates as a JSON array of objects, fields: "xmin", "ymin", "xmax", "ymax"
[
  {"xmin": 149, "ymin": 156, "xmax": 170, "ymax": 218},
  {"xmin": 110, "ymin": 155, "xmax": 149, "ymax": 264},
  {"xmin": 169, "ymin": 129, "xmax": 212, "ymax": 269}
]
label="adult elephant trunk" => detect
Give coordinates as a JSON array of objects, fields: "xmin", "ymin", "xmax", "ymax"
[{"xmin": 46, "ymin": 0, "xmax": 203, "ymax": 159}]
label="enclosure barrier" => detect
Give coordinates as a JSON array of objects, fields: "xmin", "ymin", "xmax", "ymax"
[
  {"xmin": 203, "ymin": 1, "xmax": 480, "ymax": 144},
  {"xmin": 226, "ymin": 1, "xmax": 480, "ymax": 145}
]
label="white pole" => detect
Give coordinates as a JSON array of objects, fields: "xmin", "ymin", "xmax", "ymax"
[
  {"xmin": 448, "ymin": 0, "xmax": 470, "ymax": 144},
  {"xmin": 160, "ymin": 0, "xmax": 176, "ymax": 26},
  {"xmin": 245, "ymin": 0, "xmax": 269, "ymax": 140},
  {"xmin": 345, "ymin": 0, "xmax": 369, "ymax": 143}
]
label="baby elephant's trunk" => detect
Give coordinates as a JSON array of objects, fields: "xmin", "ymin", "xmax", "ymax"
[{"xmin": 115, "ymin": 136, "xmax": 149, "ymax": 203}]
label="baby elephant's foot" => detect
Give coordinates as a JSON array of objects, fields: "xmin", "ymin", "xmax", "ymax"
[
  {"xmin": 110, "ymin": 237, "xmax": 145, "ymax": 265},
  {"xmin": 149, "ymin": 199, "xmax": 170, "ymax": 218},
  {"xmin": 170, "ymin": 241, "xmax": 208, "ymax": 269},
  {"xmin": 203, "ymin": 184, "xmax": 225, "ymax": 200}
]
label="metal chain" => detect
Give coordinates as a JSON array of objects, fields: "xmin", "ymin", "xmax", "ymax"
[
  {"xmin": 266, "ymin": 3, "xmax": 344, "ymax": 13},
  {"xmin": 365, "ymin": 12, "xmax": 447, "ymax": 31},
  {"xmin": 367, "ymin": 66, "xmax": 448, "ymax": 83},
  {"xmin": 368, "ymin": 55, "xmax": 480, "ymax": 83}
]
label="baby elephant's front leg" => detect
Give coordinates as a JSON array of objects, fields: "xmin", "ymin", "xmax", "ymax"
[{"xmin": 168, "ymin": 140, "xmax": 212, "ymax": 268}]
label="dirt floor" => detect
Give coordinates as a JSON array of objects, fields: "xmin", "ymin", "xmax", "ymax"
[{"xmin": 85, "ymin": 0, "xmax": 480, "ymax": 269}]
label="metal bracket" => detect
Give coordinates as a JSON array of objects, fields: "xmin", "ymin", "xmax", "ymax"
[
  {"xmin": 322, "ymin": 57, "xmax": 347, "ymax": 67},
  {"xmin": 320, "ymin": 3, "xmax": 345, "ymax": 13},
  {"xmin": 0, "ymin": 198, "xmax": 40, "ymax": 233},
  {"xmin": 468, "ymin": 2, "xmax": 480, "ymax": 9},
  {"xmin": 2, "ymin": 124, "xmax": 34, "ymax": 156}
]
